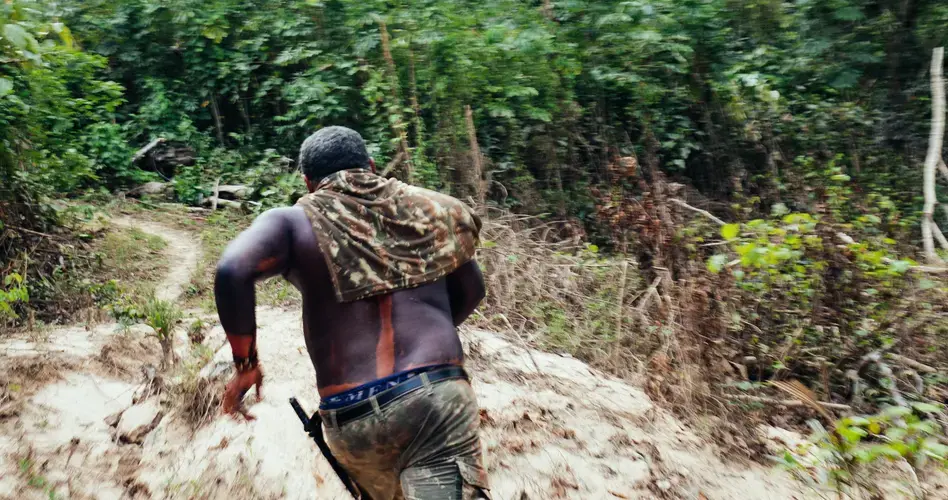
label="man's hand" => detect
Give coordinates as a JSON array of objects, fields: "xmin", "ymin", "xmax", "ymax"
[{"xmin": 222, "ymin": 364, "xmax": 264, "ymax": 421}]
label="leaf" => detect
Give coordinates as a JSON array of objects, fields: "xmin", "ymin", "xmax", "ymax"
[
  {"xmin": 830, "ymin": 174, "xmax": 851, "ymax": 182},
  {"xmin": 0, "ymin": 77, "xmax": 12, "ymax": 97},
  {"xmin": 845, "ymin": 416, "xmax": 870, "ymax": 427},
  {"xmin": 707, "ymin": 254, "xmax": 728, "ymax": 274},
  {"xmin": 867, "ymin": 444, "xmax": 903, "ymax": 460},
  {"xmin": 889, "ymin": 260, "xmax": 912, "ymax": 274},
  {"xmin": 922, "ymin": 440, "xmax": 948, "ymax": 459},
  {"xmin": 51, "ymin": 23, "xmax": 74, "ymax": 49},
  {"xmin": 911, "ymin": 402, "xmax": 943, "ymax": 414},
  {"xmin": 882, "ymin": 405, "xmax": 913, "ymax": 419},
  {"xmin": 721, "ymin": 223, "xmax": 741, "ymax": 240},
  {"xmin": 834, "ymin": 6, "xmax": 865, "ymax": 21},
  {"xmin": 3, "ymin": 23, "xmax": 36, "ymax": 51}
]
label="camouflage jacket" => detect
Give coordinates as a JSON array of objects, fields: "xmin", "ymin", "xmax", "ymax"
[{"xmin": 296, "ymin": 169, "xmax": 481, "ymax": 303}]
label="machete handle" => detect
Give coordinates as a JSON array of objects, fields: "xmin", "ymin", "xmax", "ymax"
[{"xmin": 289, "ymin": 397, "xmax": 310, "ymax": 426}]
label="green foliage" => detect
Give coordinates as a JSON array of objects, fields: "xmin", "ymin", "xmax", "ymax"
[
  {"xmin": 143, "ymin": 297, "xmax": 182, "ymax": 341},
  {"xmin": 0, "ymin": 0, "xmax": 938, "ymax": 223},
  {"xmin": 18, "ymin": 455, "xmax": 57, "ymax": 499},
  {"xmin": 0, "ymin": 273, "xmax": 29, "ymax": 321},
  {"xmin": 779, "ymin": 404, "xmax": 948, "ymax": 497}
]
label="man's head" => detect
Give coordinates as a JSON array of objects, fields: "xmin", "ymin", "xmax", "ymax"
[{"xmin": 299, "ymin": 126, "xmax": 375, "ymax": 191}]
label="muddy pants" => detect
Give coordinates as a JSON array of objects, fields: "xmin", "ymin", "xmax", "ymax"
[{"xmin": 320, "ymin": 378, "xmax": 490, "ymax": 500}]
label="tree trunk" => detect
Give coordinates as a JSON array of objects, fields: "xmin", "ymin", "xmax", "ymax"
[
  {"xmin": 923, "ymin": 47, "xmax": 945, "ymax": 263},
  {"xmin": 541, "ymin": 0, "xmax": 553, "ymax": 20},
  {"xmin": 237, "ymin": 93, "xmax": 252, "ymax": 138},
  {"xmin": 408, "ymin": 39, "xmax": 424, "ymax": 161},
  {"xmin": 378, "ymin": 20, "xmax": 413, "ymax": 181},
  {"xmin": 209, "ymin": 95, "xmax": 225, "ymax": 147},
  {"xmin": 464, "ymin": 105, "xmax": 485, "ymax": 204}
]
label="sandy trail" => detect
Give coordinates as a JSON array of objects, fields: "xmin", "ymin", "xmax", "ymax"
[
  {"xmin": 111, "ymin": 216, "xmax": 200, "ymax": 303},
  {"xmin": 0, "ymin": 214, "xmax": 808, "ymax": 499},
  {"xmin": 0, "ymin": 215, "xmax": 201, "ymax": 360}
]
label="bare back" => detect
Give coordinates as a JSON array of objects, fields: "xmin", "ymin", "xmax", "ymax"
[{"xmin": 214, "ymin": 206, "xmax": 484, "ymax": 398}]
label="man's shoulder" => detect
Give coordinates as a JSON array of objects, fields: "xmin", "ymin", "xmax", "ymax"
[{"xmin": 256, "ymin": 205, "xmax": 308, "ymax": 222}]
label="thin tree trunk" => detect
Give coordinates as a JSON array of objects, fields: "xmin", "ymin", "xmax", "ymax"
[
  {"xmin": 379, "ymin": 20, "xmax": 413, "ymax": 181},
  {"xmin": 541, "ymin": 0, "xmax": 553, "ymax": 20},
  {"xmin": 210, "ymin": 95, "xmax": 225, "ymax": 147},
  {"xmin": 923, "ymin": 47, "xmax": 945, "ymax": 263},
  {"xmin": 408, "ymin": 40, "xmax": 424, "ymax": 157},
  {"xmin": 237, "ymin": 93, "xmax": 252, "ymax": 138},
  {"xmin": 464, "ymin": 105, "xmax": 485, "ymax": 204}
]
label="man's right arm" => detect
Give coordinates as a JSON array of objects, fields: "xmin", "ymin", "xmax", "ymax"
[{"xmin": 445, "ymin": 259, "xmax": 485, "ymax": 326}]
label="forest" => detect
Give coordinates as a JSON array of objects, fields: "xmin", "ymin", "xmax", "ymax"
[{"xmin": 3, "ymin": 0, "xmax": 948, "ymax": 496}]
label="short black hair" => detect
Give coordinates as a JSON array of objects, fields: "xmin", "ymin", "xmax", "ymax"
[{"xmin": 298, "ymin": 126, "xmax": 371, "ymax": 180}]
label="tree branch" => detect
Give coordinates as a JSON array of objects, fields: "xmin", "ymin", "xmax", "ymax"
[
  {"xmin": 131, "ymin": 138, "xmax": 166, "ymax": 163},
  {"xmin": 888, "ymin": 353, "xmax": 938, "ymax": 374},
  {"xmin": 669, "ymin": 198, "xmax": 726, "ymax": 226},
  {"xmin": 726, "ymin": 394, "xmax": 851, "ymax": 412}
]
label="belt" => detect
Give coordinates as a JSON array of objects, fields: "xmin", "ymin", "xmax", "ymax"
[{"xmin": 320, "ymin": 365, "xmax": 468, "ymax": 428}]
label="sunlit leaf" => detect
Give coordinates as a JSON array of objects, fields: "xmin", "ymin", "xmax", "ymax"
[
  {"xmin": 721, "ymin": 223, "xmax": 740, "ymax": 240},
  {"xmin": 0, "ymin": 77, "xmax": 12, "ymax": 97},
  {"xmin": 3, "ymin": 23, "xmax": 36, "ymax": 51},
  {"xmin": 707, "ymin": 254, "xmax": 728, "ymax": 274},
  {"xmin": 911, "ymin": 402, "xmax": 943, "ymax": 414}
]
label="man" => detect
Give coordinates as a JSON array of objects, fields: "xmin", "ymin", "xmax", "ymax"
[{"xmin": 214, "ymin": 126, "xmax": 490, "ymax": 500}]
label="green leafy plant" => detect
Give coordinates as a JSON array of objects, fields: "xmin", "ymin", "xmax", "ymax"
[
  {"xmin": 0, "ymin": 273, "xmax": 29, "ymax": 321},
  {"xmin": 142, "ymin": 297, "xmax": 183, "ymax": 371},
  {"xmin": 778, "ymin": 403, "xmax": 948, "ymax": 499}
]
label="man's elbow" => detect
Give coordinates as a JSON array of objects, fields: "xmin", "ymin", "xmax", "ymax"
[
  {"xmin": 470, "ymin": 278, "xmax": 486, "ymax": 308},
  {"xmin": 214, "ymin": 259, "xmax": 247, "ymax": 290}
]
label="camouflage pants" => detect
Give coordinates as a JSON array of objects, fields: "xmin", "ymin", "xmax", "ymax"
[{"xmin": 320, "ymin": 378, "xmax": 490, "ymax": 500}]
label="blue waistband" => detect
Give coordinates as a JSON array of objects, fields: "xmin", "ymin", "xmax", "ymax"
[{"xmin": 318, "ymin": 364, "xmax": 452, "ymax": 410}]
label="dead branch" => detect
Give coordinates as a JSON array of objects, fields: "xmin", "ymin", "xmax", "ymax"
[
  {"xmin": 380, "ymin": 149, "xmax": 409, "ymax": 177},
  {"xmin": 211, "ymin": 178, "xmax": 220, "ymax": 211},
  {"xmin": 922, "ymin": 47, "xmax": 945, "ymax": 263},
  {"xmin": 836, "ymin": 232, "xmax": 856, "ymax": 245},
  {"xmin": 888, "ymin": 353, "xmax": 938, "ymax": 374},
  {"xmin": 612, "ymin": 260, "xmax": 629, "ymax": 360},
  {"xmin": 6, "ymin": 226, "xmax": 65, "ymax": 240},
  {"xmin": 934, "ymin": 220, "xmax": 948, "ymax": 250},
  {"xmin": 727, "ymin": 394, "xmax": 852, "ymax": 412},
  {"xmin": 669, "ymin": 198, "xmax": 725, "ymax": 226},
  {"xmin": 635, "ymin": 276, "xmax": 662, "ymax": 326},
  {"xmin": 131, "ymin": 138, "xmax": 166, "ymax": 163},
  {"xmin": 495, "ymin": 313, "xmax": 542, "ymax": 374},
  {"xmin": 864, "ymin": 351, "xmax": 907, "ymax": 407}
]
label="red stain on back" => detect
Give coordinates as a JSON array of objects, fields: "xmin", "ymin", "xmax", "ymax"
[{"xmin": 376, "ymin": 294, "xmax": 396, "ymax": 378}]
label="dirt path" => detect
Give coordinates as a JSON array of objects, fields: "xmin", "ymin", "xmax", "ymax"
[
  {"xmin": 111, "ymin": 216, "xmax": 200, "ymax": 303},
  {"xmin": 0, "ymin": 215, "xmax": 201, "ymax": 360},
  {"xmin": 0, "ymin": 215, "xmax": 809, "ymax": 499}
]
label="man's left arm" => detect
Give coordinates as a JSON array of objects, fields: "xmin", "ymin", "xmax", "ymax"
[
  {"xmin": 214, "ymin": 208, "xmax": 293, "ymax": 419},
  {"xmin": 445, "ymin": 259, "xmax": 486, "ymax": 327}
]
